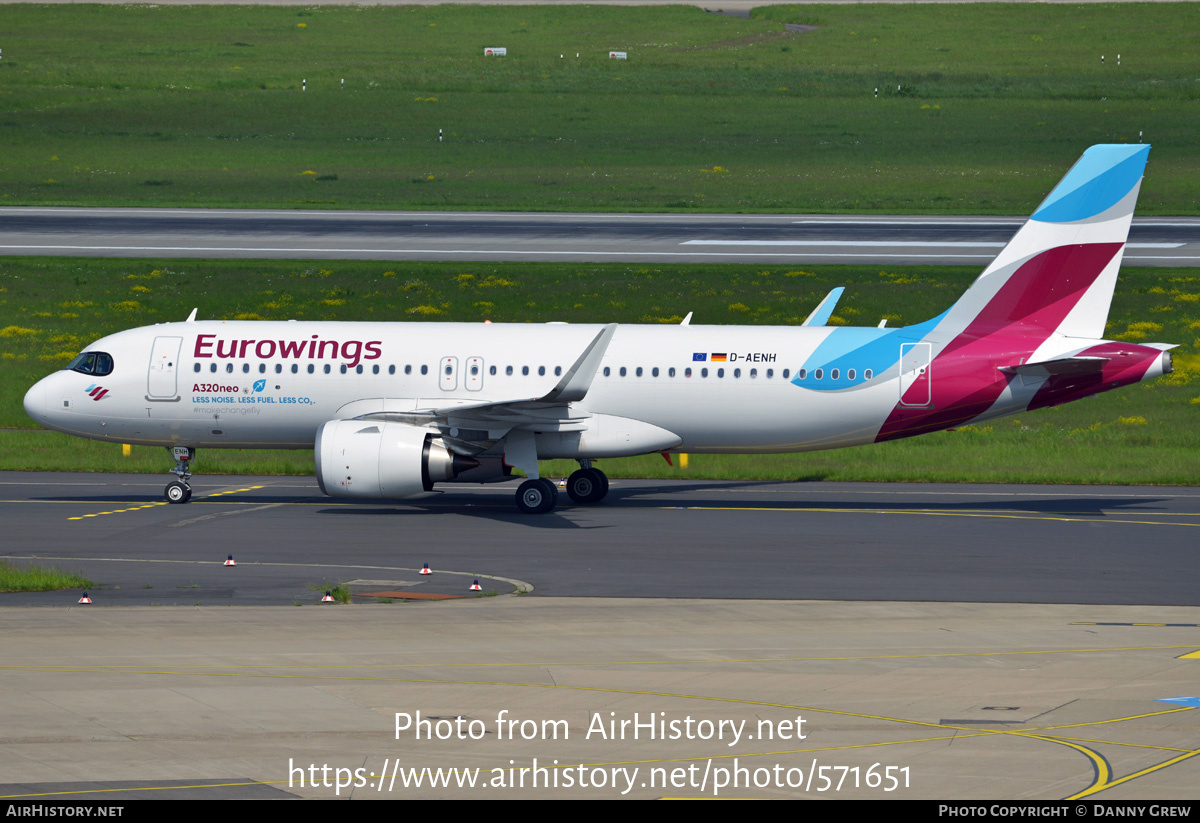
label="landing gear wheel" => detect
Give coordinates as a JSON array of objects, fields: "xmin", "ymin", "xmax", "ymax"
[
  {"xmin": 165, "ymin": 480, "xmax": 191, "ymax": 504},
  {"xmin": 516, "ymin": 478, "xmax": 558, "ymax": 514},
  {"xmin": 567, "ymin": 468, "xmax": 608, "ymax": 505}
]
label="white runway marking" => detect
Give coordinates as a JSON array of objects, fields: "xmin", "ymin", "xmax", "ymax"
[
  {"xmin": 683, "ymin": 240, "xmax": 1182, "ymax": 249},
  {"xmin": 686, "ymin": 240, "xmax": 1007, "ymax": 248}
]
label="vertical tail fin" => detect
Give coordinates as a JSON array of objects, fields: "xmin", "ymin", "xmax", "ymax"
[{"xmin": 942, "ymin": 144, "xmax": 1150, "ymax": 341}]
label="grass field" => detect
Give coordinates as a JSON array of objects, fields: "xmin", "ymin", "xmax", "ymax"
[
  {"xmin": 4, "ymin": 256, "xmax": 1198, "ymax": 485},
  {"xmin": 1, "ymin": 4, "xmax": 1198, "ymax": 213}
]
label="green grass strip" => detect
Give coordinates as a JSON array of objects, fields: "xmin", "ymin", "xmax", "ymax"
[
  {"xmin": 4, "ymin": 256, "xmax": 1199, "ymax": 485},
  {"xmin": 0, "ymin": 559, "xmax": 94, "ymax": 593}
]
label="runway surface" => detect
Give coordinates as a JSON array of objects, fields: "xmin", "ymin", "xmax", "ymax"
[
  {"xmin": 3, "ymin": 472, "xmax": 1199, "ymax": 607},
  {"xmin": 3, "ymin": 208, "xmax": 1199, "ymax": 266}
]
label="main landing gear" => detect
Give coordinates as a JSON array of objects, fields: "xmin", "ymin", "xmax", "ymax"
[
  {"xmin": 565, "ymin": 466, "xmax": 608, "ymax": 505},
  {"xmin": 516, "ymin": 477, "xmax": 558, "ymax": 514},
  {"xmin": 513, "ymin": 461, "xmax": 609, "ymax": 514},
  {"xmin": 164, "ymin": 446, "xmax": 194, "ymax": 504}
]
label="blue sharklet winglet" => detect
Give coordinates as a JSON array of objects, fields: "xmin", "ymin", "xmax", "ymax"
[{"xmin": 802, "ymin": 287, "xmax": 845, "ymax": 327}]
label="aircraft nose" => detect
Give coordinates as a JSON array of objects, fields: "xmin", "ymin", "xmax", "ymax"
[{"xmin": 23, "ymin": 378, "xmax": 47, "ymax": 424}]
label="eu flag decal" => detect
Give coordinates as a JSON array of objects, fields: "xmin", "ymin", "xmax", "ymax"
[{"xmin": 692, "ymin": 352, "xmax": 707, "ymax": 362}]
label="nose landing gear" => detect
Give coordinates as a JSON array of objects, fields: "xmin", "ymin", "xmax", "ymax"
[{"xmin": 165, "ymin": 446, "xmax": 194, "ymax": 503}]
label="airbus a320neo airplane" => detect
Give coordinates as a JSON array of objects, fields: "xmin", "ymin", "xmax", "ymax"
[{"xmin": 24, "ymin": 144, "xmax": 1174, "ymax": 513}]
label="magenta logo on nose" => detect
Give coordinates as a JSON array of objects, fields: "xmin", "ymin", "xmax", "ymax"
[{"xmin": 84, "ymin": 384, "xmax": 109, "ymax": 401}]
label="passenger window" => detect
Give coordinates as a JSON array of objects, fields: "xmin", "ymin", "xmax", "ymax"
[
  {"xmin": 193, "ymin": 363, "xmax": 201, "ymax": 373},
  {"xmin": 292, "ymin": 364, "xmax": 299, "ymax": 374},
  {"xmin": 701, "ymin": 368, "xmax": 708, "ymax": 378},
  {"xmin": 814, "ymin": 369, "xmax": 823, "ymax": 380},
  {"xmin": 555, "ymin": 366, "xmax": 562, "ymax": 376},
  {"xmin": 210, "ymin": 363, "xmax": 217, "ymax": 373},
  {"xmin": 489, "ymin": 366, "xmax": 496, "ymax": 376},
  {"xmin": 421, "ymin": 365, "xmax": 428, "ymax": 375},
  {"xmin": 684, "ymin": 367, "xmax": 691, "ymax": 378},
  {"xmin": 603, "ymin": 367, "xmax": 610, "ymax": 377},
  {"xmin": 324, "ymin": 365, "xmax": 331, "ymax": 374},
  {"xmin": 766, "ymin": 369, "xmax": 773, "ymax": 378},
  {"xmin": 636, "ymin": 367, "xmax": 643, "ymax": 377},
  {"xmin": 652, "ymin": 367, "xmax": 659, "ymax": 377},
  {"xmin": 275, "ymin": 364, "xmax": 282, "ymax": 374},
  {"xmin": 669, "ymin": 367, "xmax": 675, "ymax": 377},
  {"xmin": 619, "ymin": 367, "xmax": 627, "ymax": 377},
  {"xmin": 831, "ymin": 369, "xmax": 839, "ymax": 380},
  {"xmin": 717, "ymin": 368, "xmax": 724, "ymax": 378},
  {"xmin": 734, "ymin": 368, "xmax": 741, "ymax": 378},
  {"xmin": 865, "ymin": 369, "xmax": 873, "ymax": 380},
  {"xmin": 242, "ymin": 364, "xmax": 250, "ymax": 374},
  {"xmin": 356, "ymin": 365, "xmax": 363, "ymax": 374},
  {"xmin": 848, "ymin": 369, "xmax": 856, "ymax": 380},
  {"xmin": 798, "ymin": 369, "xmax": 806, "ymax": 379},
  {"xmin": 340, "ymin": 365, "xmax": 347, "ymax": 374},
  {"xmin": 388, "ymin": 365, "xmax": 395, "ymax": 375},
  {"xmin": 750, "ymin": 369, "xmax": 757, "ymax": 378},
  {"xmin": 372, "ymin": 365, "xmax": 379, "ymax": 375},
  {"xmin": 225, "ymin": 363, "xmax": 233, "ymax": 373},
  {"xmin": 783, "ymin": 369, "xmax": 790, "ymax": 379},
  {"xmin": 308, "ymin": 364, "xmax": 315, "ymax": 374},
  {"xmin": 258, "ymin": 364, "xmax": 266, "ymax": 374},
  {"xmin": 506, "ymin": 365, "xmax": 513, "ymax": 376},
  {"xmin": 538, "ymin": 366, "xmax": 545, "ymax": 376},
  {"xmin": 522, "ymin": 366, "xmax": 529, "ymax": 376}
]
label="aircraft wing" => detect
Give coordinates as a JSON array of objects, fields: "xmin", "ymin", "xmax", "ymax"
[{"xmin": 356, "ymin": 323, "xmax": 616, "ymax": 437}]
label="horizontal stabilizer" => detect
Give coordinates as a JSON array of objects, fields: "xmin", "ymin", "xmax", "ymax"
[{"xmin": 998, "ymin": 356, "xmax": 1109, "ymax": 377}]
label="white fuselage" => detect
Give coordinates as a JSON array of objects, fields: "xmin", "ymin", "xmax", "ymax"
[{"xmin": 24, "ymin": 319, "xmax": 929, "ymax": 457}]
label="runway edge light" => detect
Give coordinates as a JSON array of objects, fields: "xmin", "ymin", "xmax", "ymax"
[
  {"xmin": 224, "ymin": 555, "xmax": 236, "ymax": 567},
  {"xmin": 77, "ymin": 592, "xmax": 91, "ymax": 604},
  {"xmin": 321, "ymin": 591, "xmax": 335, "ymax": 602},
  {"xmin": 470, "ymin": 580, "xmax": 482, "ymax": 591},
  {"xmin": 420, "ymin": 563, "xmax": 431, "ymax": 575}
]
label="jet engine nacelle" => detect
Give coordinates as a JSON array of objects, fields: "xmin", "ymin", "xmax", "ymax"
[{"xmin": 315, "ymin": 420, "xmax": 478, "ymax": 499}]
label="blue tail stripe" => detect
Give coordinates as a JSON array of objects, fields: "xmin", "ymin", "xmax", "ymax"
[
  {"xmin": 1032, "ymin": 144, "xmax": 1149, "ymax": 224},
  {"xmin": 792, "ymin": 312, "xmax": 946, "ymax": 391}
]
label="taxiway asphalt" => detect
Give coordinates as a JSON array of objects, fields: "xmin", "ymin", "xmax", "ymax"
[{"xmin": 3, "ymin": 472, "xmax": 1199, "ymax": 607}]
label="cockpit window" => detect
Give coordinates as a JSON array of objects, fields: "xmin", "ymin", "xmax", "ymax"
[{"xmin": 66, "ymin": 352, "xmax": 114, "ymax": 377}]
